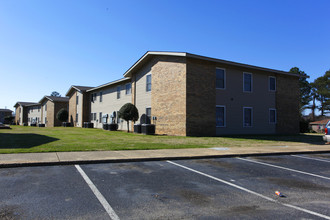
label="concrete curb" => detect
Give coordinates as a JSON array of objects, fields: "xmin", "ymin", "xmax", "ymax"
[{"xmin": 1, "ymin": 150, "xmax": 330, "ymax": 169}]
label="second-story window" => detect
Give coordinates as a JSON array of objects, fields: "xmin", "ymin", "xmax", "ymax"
[
  {"xmin": 117, "ymin": 86, "xmax": 121, "ymax": 99},
  {"xmin": 100, "ymin": 91, "xmax": 103, "ymax": 102},
  {"xmin": 216, "ymin": 68, "xmax": 226, "ymax": 89},
  {"xmin": 126, "ymin": 83, "xmax": 131, "ymax": 95},
  {"xmin": 269, "ymin": 76, "xmax": 276, "ymax": 92},
  {"xmin": 76, "ymin": 95, "xmax": 79, "ymax": 105},
  {"xmin": 243, "ymin": 72, "xmax": 252, "ymax": 92},
  {"xmin": 146, "ymin": 74, "xmax": 151, "ymax": 92}
]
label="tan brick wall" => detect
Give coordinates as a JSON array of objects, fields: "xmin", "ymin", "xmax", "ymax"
[
  {"xmin": 68, "ymin": 91, "xmax": 77, "ymax": 126},
  {"xmin": 15, "ymin": 107, "xmax": 20, "ymax": 124},
  {"xmin": 46, "ymin": 101, "xmax": 54, "ymax": 127},
  {"xmin": 151, "ymin": 56, "xmax": 187, "ymax": 136},
  {"xmin": 186, "ymin": 58, "xmax": 216, "ymax": 136},
  {"xmin": 276, "ymin": 75, "xmax": 300, "ymax": 134}
]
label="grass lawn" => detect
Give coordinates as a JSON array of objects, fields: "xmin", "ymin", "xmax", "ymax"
[{"xmin": 0, "ymin": 126, "xmax": 325, "ymax": 154}]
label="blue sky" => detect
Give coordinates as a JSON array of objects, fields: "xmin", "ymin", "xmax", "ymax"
[{"xmin": 1, "ymin": 0, "xmax": 329, "ymax": 112}]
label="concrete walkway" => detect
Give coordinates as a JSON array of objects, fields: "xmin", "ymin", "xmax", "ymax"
[{"xmin": 1, "ymin": 144, "xmax": 330, "ymax": 168}]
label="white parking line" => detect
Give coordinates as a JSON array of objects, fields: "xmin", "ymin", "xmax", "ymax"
[
  {"xmin": 167, "ymin": 160, "xmax": 330, "ymax": 220},
  {"xmin": 291, "ymin": 155, "xmax": 330, "ymax": 163},
  {"xmin": 75, "ymin": 165, "xmax": 120, "ymax": 220},
  {"xmin": 237, "ymin": 157, "xmax": 330, "ymax": 180}
]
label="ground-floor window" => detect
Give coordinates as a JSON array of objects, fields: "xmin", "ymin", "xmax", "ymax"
[
  {"xmin": 243, "ymin": 107, "xmax": 253, "ymax": 127},
  {"xmin": 99, "ymin": 112, "xmax": 102, "ymax": 122},
  {"xmin": 269, "ymin": 108, "xmax": 277, "ymax": 124},
  {"xmin": 146, "ymin": 107, "xmax": 151, "ymax": 124},
  {"xmin": 76, "ymin": 113, "xmax": 78, "ymax": 123},
  {"xmin": 216, "ymin": 106, "xmax": 226, "ymax": 127}
]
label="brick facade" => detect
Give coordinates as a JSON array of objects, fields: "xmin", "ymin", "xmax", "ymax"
[
  {"xmin": 186, "ymin": 58, "xmax": 216, "ymax": 136},
  {"xmin": 276, "ymin": 75, "xmax": 300, "ymax": 134},
  {"xmin": 68, "ymin": 91, "xmax": 78, "ymax": 126},
  {"xmin": 151, "ymin": 56, "xmax": 187, "ymax": 136}
]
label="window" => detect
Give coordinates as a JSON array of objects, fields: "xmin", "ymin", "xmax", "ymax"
[
  {"xmin": 99, "ymin": 112, "xmax": 102, "ymax": 122},
  {"xmin": 243, "ymin": 72, "xmax": 252, "ymax": 92},
  {"xmin": 146, "ymin": 107, "xmax": 151, "ymax": 124},
  {"xmin": 117, "ymin": 86, "xmax": 121, "ymax": 99},
  {"xmin": 216, "ymin": 68, "xmax": 226, "ymax": 89},
  {"xmin": 269, "ymin": 76, "xmax": 276, "ymax": 91},
  {"xmin": 146, "ymin": 74, "xmax": 151, "ymax": 92},
  {"xmin": 45, "ymin": 104, "xmax": 47, "ymax": 111},
  {"xmin": 90, "ymin": 113, "xmax": 97, "ymax": 121},
  {"xmin": 28, "ymin": 118, "xmax": 30, "ymax": 122},
  {"xmin": 91, "ymin": 93, "xmax": 97, "ymax": 102},
  {"xmin": 76, "ymin": 95, "xmax": 79, "ymax": 105},
  {"xmin": 38, "ymin": 107, "xmax": 40, "ymax": 112},
  {"xmin": 45, "ymin": 117, "xmax": 47, "ymax": 123},
  {"xmin": 76, "ymin": 113, "xmax": 78, "ymax": 122},
  {"xmin": 269, "ymin": 109, "xmax": 277, "ymax": 124},
  {"xmin": 126, "ymin": 83, "xmax": 131, "ymax": 95},
  {"xmin": 243, "ymin": 107, "xmax": 253, "ymax": 127},
  {"xmin": 100, "ymin": 91, "xmax": 103, "ymax": 102},
  {"xmin": 31, "ymin": 108, "xmax": 33, "ymax": 112},
  {"xmin": 216, "ymin": 106, "xmax": 226, "ymax": 127}
]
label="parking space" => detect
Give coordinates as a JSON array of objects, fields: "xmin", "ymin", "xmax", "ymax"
[{"xmin": 1, "ymin": 153, "xmax": 330, "ymax": 219}]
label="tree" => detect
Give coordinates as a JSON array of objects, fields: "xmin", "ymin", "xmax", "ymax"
[
  {"xmin": 289, "ymin": 67, "xmax": 312, "ymax": 115},
  {"xmin": 311, "ymin": 70, "xmax": 330, "ymax": 116},
  {"xmin": 118, "ymin": 103, "xmax": 139, "ymax": 132},
  {"xmin": 56, "ymin": 108, "xmax": 68, "ymax": 122},
  {"xmin": 51, "ymin": 91, "xmax": 61, "ymax": 97}
]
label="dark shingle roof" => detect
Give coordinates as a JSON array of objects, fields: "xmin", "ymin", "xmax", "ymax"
[{"xmin": 0, "ymin": 109, "xmax": 13, "ymax": 112}]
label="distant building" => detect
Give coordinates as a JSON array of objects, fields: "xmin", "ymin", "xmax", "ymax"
[
  {"xmin": 309, "ymin": 119, "xmax": 330, "ymax": 133},
  {"xmin": 65, "ymin": 86, "xmax": 93, "ymax": 127},
  {"xmin": 39, "ymin": 96, "xmax": 69, "ymax": 127},
  {"xmin": 14, "ymin": 102, "xmax": 39, "ymax": 125},
  {"xmin": 0, "ymin": 109, "xmax": 13, "ymax": 124}
]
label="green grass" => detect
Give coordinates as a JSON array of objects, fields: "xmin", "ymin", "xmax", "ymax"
[{"xmin": 0, "ymin": 126, "xmax": 325, "ymax": 154}]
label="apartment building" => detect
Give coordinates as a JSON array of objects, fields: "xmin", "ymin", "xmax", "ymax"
[
  {"xmin": 26, "ymin": 104, "xmax": 42, "ymax": 125},
  {"xmin": 14, "ymin": 102, "xmax": 39, "ymax": 125},
  {"xmin": 66, "ymin": 85, "xmax": 93, "ymax": 127},
  {"xmin": 0, "ymin": 109, "xmax": 13, "ymax": 124},
  {"xmin": 39, "ymin": 96, "xmax": 69, "ymax": 127},
  {"xmin": 125, "ymin": 51, "xmax": 299, "ymax": 136}
]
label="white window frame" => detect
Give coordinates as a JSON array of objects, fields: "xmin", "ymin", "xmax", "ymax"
[
  {"xmin": 216, "ymin": 68, "xmax": 226, "ymax": 90},
  {"xmin": 243, "ymin": 72, "xmax": 253, "ymax": 93},
  {"xmin": 99, "ymin": 91, "xmax": 103, "ymax": 102},
  {"xmin": 269, "ymin": 76, "xmax": 276, "ymax": 92},
  {"xmin": 125, "ymin": 83, "xmax": 131, "ymax": 95},
  {"xmin": 216, "ymin": 105, "xmax": 226, "ymax": 127},
  {"xmin": 117, "ymin": 86, "xmax": 121, "ymax": 99},
  {"xmin": 243, "ymin": 107, "xmax": 253, "ymax": 127},
  {"xmin": 146, "ymin": 74, "xmax": 151, "ymax": 92},
  {"xmin": 146, "ymin": 107, "xmax": 151, "ymax": 124},
  {"xmin": 269, "ymin": 108, "xmax": 277, "ymax": 124}
]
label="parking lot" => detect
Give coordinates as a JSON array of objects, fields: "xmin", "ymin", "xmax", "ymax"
[{"xmin": 1, "ymin": 153, "xmax": 330, "ymax": 219}]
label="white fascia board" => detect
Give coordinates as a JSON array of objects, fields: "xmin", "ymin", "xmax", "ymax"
[{"xmin": 86, "ymin": 78, "xmax": 131, "ymax": 92}]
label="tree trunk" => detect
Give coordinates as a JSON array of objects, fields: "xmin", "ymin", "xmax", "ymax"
[{"xmin": 127, "ymin": 121, "xmax": 129, "ymax": 132}]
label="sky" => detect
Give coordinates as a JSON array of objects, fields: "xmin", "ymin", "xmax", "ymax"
[{"xmin": 1, "ymin": 0, "xmax": 329, "ymax": 112}]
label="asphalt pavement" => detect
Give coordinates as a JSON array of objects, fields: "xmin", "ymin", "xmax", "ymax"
[{"xmin": 1, "ymin": 153, "xmax": 330, "ymax": 219}]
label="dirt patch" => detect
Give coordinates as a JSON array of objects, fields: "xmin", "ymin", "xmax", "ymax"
[
  {"xmin": 195, "ymin": 159, "xmax": 237, "ymax": 170},
  {"xmin": 0, "ymin": 205, "xmax": 21, "ymax": 220},
  {"xmin": 228, "ymin": 205, "xmax": 259, "ymax": 213},
  {"xmin": 177, "ymin": 189, "xmax": 211, "ymax": 206}
]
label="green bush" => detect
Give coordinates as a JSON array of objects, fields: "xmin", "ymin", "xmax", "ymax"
[
  {"xmin": 118, "ymin": 103, "xmax": 139, "ymax": 132},
  {"xmin": 56, "ymin": 108, "xmax": 68, "ymax": 122}
]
